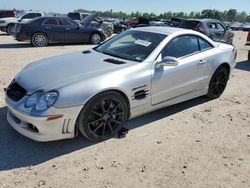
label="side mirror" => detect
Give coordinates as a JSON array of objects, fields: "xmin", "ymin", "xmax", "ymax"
[{"xmin": 157, "ymin": 56, "xmax": 179, "ymax": 68}]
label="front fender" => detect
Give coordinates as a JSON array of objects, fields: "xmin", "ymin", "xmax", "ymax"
[{"xmin": 54, "ymin": 63, "xmax": 152, "ymax": 109}]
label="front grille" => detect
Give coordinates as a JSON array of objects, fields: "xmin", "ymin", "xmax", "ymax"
[{"xmin": 6, "ymin": 82, "xmax": 27, "ymax": 102}]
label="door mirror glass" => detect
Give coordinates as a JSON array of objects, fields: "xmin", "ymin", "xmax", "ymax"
[{"xmin": 157, "ymin": 56, "xmax": 179, "ymax": 67}]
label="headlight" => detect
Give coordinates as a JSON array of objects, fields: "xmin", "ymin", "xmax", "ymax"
[
  {"xmin": 0, "ymin": 20, "xmax": 5, "ymax": 24},
  {"xmin": 25, "ymin": 91, "xmax": 58, "ymax": 111},
  {"xmin": 25, "ymin": 92, "xmax": 42, "ymax": 107}
]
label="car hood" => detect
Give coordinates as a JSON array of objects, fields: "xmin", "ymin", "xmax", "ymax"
[
  {"xmin": 15, "ymin": 50, "xmax": 133, "ymax": 94},
  {"xmin": 80, "ymin": 13, "xmax": 98, "ymax": 26}
]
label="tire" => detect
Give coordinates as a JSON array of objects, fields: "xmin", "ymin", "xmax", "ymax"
[
  {"xmin": 207, "ymin": 66, "xmax": 229, "ymax": 99},
  {"xmin": 227, "ymin": 37, "xmax": 233, "ymax": 44},
  {"xmin": 105, "ymin": 27, "xmax": 113, "ymax": 37},
  {"xmin": 120, "ymin": 28, "xmax": 126, "ymax": 33},
  {"xmin": 248, "ymin": 51, "xmax": 250, "ymax": 62},
  {"xmin": 31, "ymin": 33, "xmax": 48, "ymax": 47},
  {"xmin": 89, "ymin": 33, "xmax": 101, "ymax": 45},
  {"xmin": 78, "ymin": 91, "xmax": 129, "ymax": 141},
  {"xmin": 6, "ymin": 24, "xmax": 14, "ymax": 35}
]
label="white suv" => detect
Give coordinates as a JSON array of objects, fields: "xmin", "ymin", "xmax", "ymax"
[{"xmin": 0, "ymin": 12, "xmax": 44, "ymax": 34}]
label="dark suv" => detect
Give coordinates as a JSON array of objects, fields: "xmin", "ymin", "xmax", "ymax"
[
  {"xmin": 179, "ymin": 19, "xmax": 234, "ymax": 44},
  {"xmin": 0, "ymin": 10, "xmax": 16, "ymax": 18}
]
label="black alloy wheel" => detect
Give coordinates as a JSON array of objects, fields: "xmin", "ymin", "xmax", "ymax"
[
  {"xmin": 207, "ymin": 66, "xmax": 229, "ymax": 99},
  {"xmin": 78, "ymin": 91, "xmax": 129, "ymax": 141}
]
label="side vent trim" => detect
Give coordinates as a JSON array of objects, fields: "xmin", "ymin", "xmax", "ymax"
[
  {"xmin": 133, "ymin": 90, "xmax": 149, "ymax": 100},
  {"xmin": 103, "ymin": 58, "xmax": 127, "ymax": 65}
]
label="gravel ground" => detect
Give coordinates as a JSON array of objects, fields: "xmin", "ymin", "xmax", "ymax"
[{"xmin": 0, "ymin": 31, "xmax": 250, "ymax": 188}]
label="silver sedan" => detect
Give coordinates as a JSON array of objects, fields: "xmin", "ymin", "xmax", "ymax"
[{"xmin": 5, "ymin": 27, "xmax": 237, "ymax": 142}]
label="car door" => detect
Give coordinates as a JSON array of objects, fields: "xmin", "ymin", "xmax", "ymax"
[
  {"xmin": 60, "ymin": 18, "xmax": 89, "ymax": 42},
  {"xmin": 216, "ymin": 22, "xmax": 227, "ymax": 42},
  {"xmin": 206, "ymin": 22, "xmax": 219, "ymax": 41},
  {"xmin": 42, "ymin": 18, "xmax": 65, "ymax": 42},
  {"xmin": 151, "ymin": 35, "xmax": 209, "ymax": 105}
]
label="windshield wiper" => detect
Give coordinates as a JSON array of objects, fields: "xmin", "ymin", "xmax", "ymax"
[{"xmin": 95, "ymin": 49, "xmax": 129, "ymax": 61}]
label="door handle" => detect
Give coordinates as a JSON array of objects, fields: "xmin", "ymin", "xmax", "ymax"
[
  {"xmin": 45, "ymin": 26, "xmax": 51, "ymax": 29},
  {"xmin": 198, "ymin": 59, "xmax": 207, "ymax": 64},
  {"xmin": 65, "ymin": 28, "xmax": 71, "ymax": 31}
]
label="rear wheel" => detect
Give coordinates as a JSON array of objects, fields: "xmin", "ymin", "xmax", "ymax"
[
  {"xmin": 78, "ymin": 91, "xmax": 129, "ymax": 141},
  {"xmin": 207, "ymin": 66, "xmax": 229, "ymax": 99},
  {"xmin": 6, "ymin": 24, "xmax": 14, "ymax": 35},
  {"xmin": 120, "ymin": 27, "xmax": 126, "ymax": 33},
  {"xmin": 90, "ymin": 33, "xmax": 101, "ymax": 44},
  {"xmin": 31, "ymin": 33, "xmax": 48, "ymax": 47},
  {"xmin": 227, "ymin": 37, "xmax": 233, "ymax": 44}
]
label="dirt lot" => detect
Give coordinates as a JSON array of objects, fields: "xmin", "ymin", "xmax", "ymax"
[{"xmin": 0, "ymin": 31, "xmax": 250, "ymax": 188}]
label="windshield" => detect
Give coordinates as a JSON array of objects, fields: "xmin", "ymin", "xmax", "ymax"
[
  {"xmin": 179, "ymin": 21, "xmax": 201, "ymax": 29},
  {"xmin": 16, "ymin": 12, "xmax": 26, "ymax": 18},
  {"xmin": 95, "ymin": 30, "xmax": 166, "ymax": 62}
]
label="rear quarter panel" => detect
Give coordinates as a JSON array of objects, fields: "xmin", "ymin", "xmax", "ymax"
[{"xmin": 205, "ymin": 43, "xmax": 236, "ymax": 76}]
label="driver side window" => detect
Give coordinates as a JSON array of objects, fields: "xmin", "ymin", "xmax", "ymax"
[
  {"xmin": 216, "ymin": 23, "xmax": 225, "ymax": 32},
  {"xmin": 162, "ymin": 35, "xmax": 200, "ymax": 58}
]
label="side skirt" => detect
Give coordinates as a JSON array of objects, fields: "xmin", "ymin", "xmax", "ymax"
[{"xmin": 129, "ymin": 88, "xmax": 208, "ymax": 119}]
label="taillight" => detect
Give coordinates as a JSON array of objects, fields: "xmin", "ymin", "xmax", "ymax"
[
  {"xmin": 234, "ymin": 48, "xmax": 237, "ymax": 60},
  {"xmin": 197, "ymin": 26, "xmax": 205, "ymax": 34},
  {"xmin": 247, "ymin": 32, "xmax": 250, "ymax": 43},
  {"xmin": 17, "ymin": 24, "xmax": 23, "ymax": 33}
]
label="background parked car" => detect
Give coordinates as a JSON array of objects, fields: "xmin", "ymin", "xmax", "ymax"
[
  {"xmin": 68, "ymin": 12, "xmax": 114, "ymax": 37},
  {"xmin": 179, "ymin": 19, "xmax": 234, "ymax": 44},
  {"xmin": 243, "ymin": 24, "xmax": 250, "ymax": 32},
  {"xmin": 67, "ymin": 12, "xmax": 89, "ymax": 21},
  {"xmin": 120, "ymin": 18, "xmax": 138, "ymax": 28},
  {"xmin": 103, "ymin": 19, "xmax": 127, "ymax": 33},
  {"xmin": 247, "ymin": 32, "xmax": 250, "ymax": 61},
  {"xmin": 0, "ymin": 11, "xmax": 44, "ymax": 34},
  {"xmin": 230, "ymin": 22, "xmax": 245, "ymax": 31},
  {"xmin": 170, "ymin": 17, "xmax": 184, "ymax": 27},
  {"xmin": 0, "ymin": 10, "xmax": 16, "ymax": 18},
  {"xmin": 136, "ymin": 17, "xmax": 170, "ymax": 27},
  {"xmin": 12, "ymin": 16, "xmax": 106, "ymax": 47}
]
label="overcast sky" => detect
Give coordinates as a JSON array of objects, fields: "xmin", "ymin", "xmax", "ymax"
[{"xmin": 1, "ymin": 0, "xmax": 249, "ymax": 14}]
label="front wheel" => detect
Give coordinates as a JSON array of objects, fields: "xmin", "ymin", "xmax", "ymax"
[
  {"xmin": 90, "ymin": 33, "xmax": 101, "ymax": 45},
  {"xmin": 207, "ymin": 66, "xmax": 229, "ymax": 99},
  {"xmin": 78, "ymin": 91, "xmax": 129, "ymax": 141},
  {"xmin": 31, "ymin": 33, "xmax": 48, "ymax": 47},
  {"xmin": 248, "ymin": 51, "xmax": 250, "ymax": 62},
  {"xmin": 105, "ymin": 27, "xmax": 113, "ymax": 37}
]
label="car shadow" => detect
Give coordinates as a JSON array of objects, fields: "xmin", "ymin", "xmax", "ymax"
[
  {"xmin": 0, "ymin": 42, "xmax": 94, "ymax": 49},
  {"xmin": 235, "ymin": 60, "xmax": 250, "ymax": 71},
  {"xmin": 0, "ymin": 33, "xmax": 9, "ymax": 36},
  {"xmin": 0, "ymin": 43, "xmax": 33, "ymax": 49},
  {"xmin": 0, "ymin": 96, "xmax": 210, "ymax": 171}
]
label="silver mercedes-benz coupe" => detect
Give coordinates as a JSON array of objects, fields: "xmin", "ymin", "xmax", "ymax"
[{"xmin": 5, "ymin": 27, "xmax": 237, "ymax": 142}]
